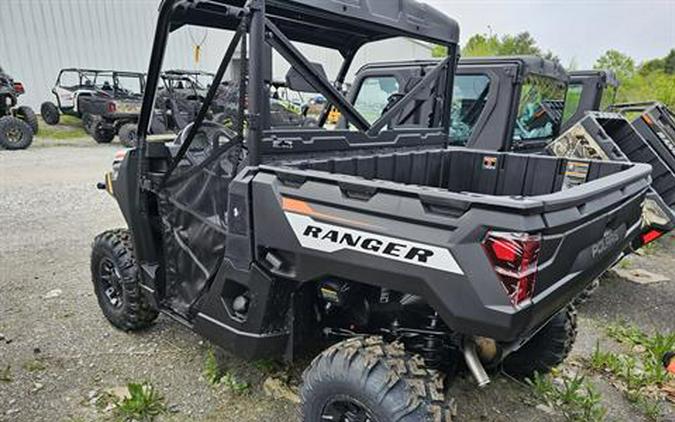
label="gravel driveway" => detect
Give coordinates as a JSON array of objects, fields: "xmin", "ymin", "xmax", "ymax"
[{"xmin": 0, "ymin": 139, "xmax": 673, "ymax": 421}]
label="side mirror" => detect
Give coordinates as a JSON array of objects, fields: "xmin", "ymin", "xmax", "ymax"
[{"xmin": 285, "ymin": 63, "xmax": 328, "ymax": 93}]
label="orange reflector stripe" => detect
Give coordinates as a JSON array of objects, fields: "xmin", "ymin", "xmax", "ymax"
[
  {"xmin": 642, "ymin": 114, "xmax": 654, "ymax": 126},
  {"xmin": 282, "ymin": 197, "xmax": 315, "ymax": 215},
  {"xmin": 668, "ymin": 358, "xmax": 675, "ymax": 374}
]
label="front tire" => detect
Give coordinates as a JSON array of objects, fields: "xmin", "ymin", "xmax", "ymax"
[
  {"xmin": 40, "ymin": 102, "xmax": 60, "ymax": 125},
  {"xmin": 0, "ymin": 116, "xmax": 33, "ymax": 150},
  {"xmin": 92, "ymin": 124, "xmax": 115, "ymax": 144},
  {"xmin": 91, "ymin": 229, "xmax": 158, "ymax": 331},
  {"xmin": 502, "ymin": 305, "xmax": 577, "ymax": 378},
  {"xmin": 301, "ymin": 336, "xmax": 453, "ymax": 422},
  {"xmin": 15, "ymin": 106, "xmax": 39, "ymax": 134}
]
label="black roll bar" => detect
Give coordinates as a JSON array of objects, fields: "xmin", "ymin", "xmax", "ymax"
[
  {"xmin": 264, "ymin": 18, "xmax": 371, "ymax": 133},
  {"xmin": 160, "ymin": 21, "xmax": 246, "ymax": 186}
]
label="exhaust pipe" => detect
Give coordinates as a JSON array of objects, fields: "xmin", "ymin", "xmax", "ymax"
[{"xmin": 463, "ymin": 337, "xmax": 491, "ymax": 388}]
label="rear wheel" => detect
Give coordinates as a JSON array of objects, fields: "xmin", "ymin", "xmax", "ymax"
[
  {"xmin": 15, "ymin": 106, "xmax": 38, "ymax": 134},
  {"xmin": 502, "ymin": 305, "xmax": 577, "ymax": 378},
  {"xmin": 92, "ymin": 124, "xmax": 115, "ymax": 144},
  {"xmin": 40, "ymin": 102, "xmax": 60, "ymax": 125},
  {"xmin": 118, "ymin": 123, "xmax": 138, "ymax": 148},
  {"xmin": 300, "ymin": 336, "xmax": 453, "ymax": 422},
  {"xmin": 0, "ymin": 116, "xmax": 33, "ymax": 150},
  {"xmin": 91, "ymin": 229, "xmax": 158, "ymax": 331}
]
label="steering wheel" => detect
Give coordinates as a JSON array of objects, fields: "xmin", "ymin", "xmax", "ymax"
[{"xmin": 174, "ymin": 120, "xmax": 238, "ymax": 165}]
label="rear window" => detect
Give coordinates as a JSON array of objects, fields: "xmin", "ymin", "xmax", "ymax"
[
  {"xmin": 353, "ymin": 76, "xmax": 400, "ymax": 124},
  {"xmin": 59, "ymin": 71, "xmax": 81, "ymax": 88},
  {"xmin": 513, "ymin": 75, "xmax": 567, "ymax": 142},
  {"xmin": 450, "ymin": 74, "xmax": 490, "ymax": 145}
]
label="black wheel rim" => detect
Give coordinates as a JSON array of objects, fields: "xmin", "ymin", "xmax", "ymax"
[
  {"xmin": 321, "ymin": 397, "xmax": 377, "ymax": 422},
  {"xmin": 98, "ymin": 258, "xmax": 123, "ymax": 308},
  {"xmin": 4, "ymin": 126, "xmax": 24, "ymax": 145}
]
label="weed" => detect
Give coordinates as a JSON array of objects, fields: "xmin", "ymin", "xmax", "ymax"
[
  {"xmin": 113, "ymin": 382, "xmax": 166, "ymax": 422},
  {"xmin": 617, "ymin": 258, "xmax": 632, "ymax": 269},
  {"xmin": 589, "ymin": 325, "xmax": 675, "ymax": 420},
  {"xmin": 528, "ymin": 371, "xmax": 607, "ymax": 422},
  {"xmin": 220, "ymin": 372, "xmax": 250, "ymax": 395},
  {"xmin": 22, "ymin": 359, "xmax": 47, "ymax": 372},
  {"xmin": 253, "ymin": 359, "xmax": 280, "ymax": 374},
  {"xmin": 203, "ymin": 348, "xmax": 222, "ymax": 385},
  {"xmin": 0, "ymin": 365, "xmax": 11, "ymax": 382}
]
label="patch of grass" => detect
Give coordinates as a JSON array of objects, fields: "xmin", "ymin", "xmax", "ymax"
[
  {"xmin": 220, "ymin": 372, "xmax": 251, "ymax": 395},
  {"xmin": 203, "ymin": 348, "xmax": 222, "ymax": 385},
  {"xmin": 202, "ymin": 348, "xmax": 250, "ymax": 394},
  {"xmin": 617, "ymin": 258, "xmax": 632, "ymax": 269},
  {"xmin": 113, "ymin": 382, "xmax": 166, "ymax": 422},
  {"xmin": 37, "ymin": 115, "xmax": 87, "ymax": 140},
  {"xmin": 528, "ymin": 371, "xmax": 607, "ymax": 422},
  {"xmin": 253, "ymin": 358, "xmax": 281, "ymax": 374},
  {"xmin": 22, "ymin": 359, "xmax": 47, "ymax": 372},
  {"xmin": 0, "ymin": 365, "xmax": 11, "ymax": 382},
  {"xmin": 589, "ymin": 325, "xmax": 675, "ymax": 421}
]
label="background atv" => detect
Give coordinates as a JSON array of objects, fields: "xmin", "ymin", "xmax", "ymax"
[
  {"xmin": 41, "ymin": 69, "xmax": 145, "ymax": 145},
  {"xmin": 91, "ymin": 2, "xmax": 652, "ymax": 421},
  {"xmin": 77, "ymin": 71, "xmax": 146, "ymax": 145},
  {"xmin": 0, "ymin": 66, "xmax": 37, "ymax": 150}
]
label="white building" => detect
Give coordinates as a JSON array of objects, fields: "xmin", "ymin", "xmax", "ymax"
[{"xmin": 0, "ymin": 0, "xmax": 434, "ymax": 110}]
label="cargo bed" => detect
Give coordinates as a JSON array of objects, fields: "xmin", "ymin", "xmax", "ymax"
[{"xmin": 253, "ymin": 148, "xmax": 651, "ymax": 340}]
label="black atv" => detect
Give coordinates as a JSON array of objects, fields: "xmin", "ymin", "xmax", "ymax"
[
  {"xmin": 91, "ymin": 2, "xmax": 651, "ymax": 421},
  {"xmin": 0, "ymin": 66, "xmax": 37, "ymax": 150}
]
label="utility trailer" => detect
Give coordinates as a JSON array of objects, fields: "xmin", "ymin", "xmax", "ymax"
[
  {"xmin": 92, "ymin": 1, "xmax": 651, "ymax": 420},
  {"xmin": 549, "ymin": 112, "xmax": 675, "ymax": 249}
]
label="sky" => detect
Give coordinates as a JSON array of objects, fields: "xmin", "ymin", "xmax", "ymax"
[{"xmin": 425, "ymin": 0, "xmax": 675, "ymax": 68}]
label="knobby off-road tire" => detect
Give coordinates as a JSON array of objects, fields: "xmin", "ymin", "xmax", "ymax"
[
  {"xmin": 572, "ymin": 279, "xmax": 600, "ymax": 307},
  {"xmin": 92, "ymin": 124, "xmax": 115, "ymax": 144},
  {"xmin": 40, "ymin": 102, "xmax": 60, "ymax": 125},
  {"xmin": 15, "ymin": 105, "xmax": 38, "ymax": 134},
  {"xmin": 118, "ymin": 123, "xmax": 138, "ymax": 148},
  {"xmin": 502, "ymin": 305, "xmax": 577, "ymax": 378},
  {"xmin": 0, "ymin": 116, "xmax": 33, "ymax": 150},
  {"xmin": 91, "ymin": 229, "xmax": 158, "ymax": 331},
  {"xmin": 300, "ymin": 336, "xmax": 453, "ymax": 422}
]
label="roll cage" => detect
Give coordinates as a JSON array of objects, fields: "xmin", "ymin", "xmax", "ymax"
[
  {"xmin": 56, "ymin": 68, "xmax": 146, "ymax": 97},
  {"xmin": 137, "ymin": 0, "xmax": 459, "ymax": 177}
]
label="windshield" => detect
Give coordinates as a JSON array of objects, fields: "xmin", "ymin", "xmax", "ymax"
[
  {"xmin": 562, "ymin": 83, "xmax": 583, "ymax": 124},
  {"xmin": 513, "ymin": 75, "xmax": 567, "ymax": 142},
  {"xmin": 450, "ymin": 74, "xmax": 490, "ymax": 145}
]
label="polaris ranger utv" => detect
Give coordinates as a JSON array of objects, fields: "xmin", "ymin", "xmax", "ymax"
[
  {"xmin": 0, "ymin": 66, "xmax": 36, "ymax": 149},
  {"xmin": 92, "ymin": 1, "xmax": 652, "ymax": 420}
]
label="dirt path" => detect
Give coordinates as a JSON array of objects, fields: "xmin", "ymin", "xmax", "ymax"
[{"xmin": 0, "ymin": 140, "xmax": 673, "ymax": 421}]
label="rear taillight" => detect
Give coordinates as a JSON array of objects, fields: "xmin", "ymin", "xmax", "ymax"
[
  {"xmin": 13, "ymin": 82, "xmax": 24, "ymax": 94},
  {"xmin": 107, "ymin": 102, "xmax": 117, "ymax": 113},
  {"xmin": 482, "ymin": 231, "xmax": 541, "ymax": 308},
  {"xmin": 641, "ymin": 229, "xmax": 664, "ymax": 245}
]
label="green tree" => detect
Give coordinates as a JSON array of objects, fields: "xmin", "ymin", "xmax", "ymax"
[
  {"xmin": 462, "ymin": 33, "xmax": 501, "ymax": 57},
  {"xmin": 460, "ymin": 31, "xmax": 557, "ymax": 61},
  {"xmin": 664, "ymin": 49, "xmax": 675, "ymax": 74},
  {"xmin": 593, "ymin": 50, "xmax": 635, "ymax": 81},
  {"xmin": 498, "ymin": 32, "xmax": 540, "ymax": 56}
]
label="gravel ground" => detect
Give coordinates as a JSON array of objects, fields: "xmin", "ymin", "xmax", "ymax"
[{"xmin": 0, "ymin": 138, "xmax": 673, "ymax": 421}]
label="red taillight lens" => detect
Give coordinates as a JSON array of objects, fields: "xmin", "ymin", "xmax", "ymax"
[
  {"xmin": 107, "ymin": 102, "xmax": 117, "ymax": 113},
  {"xmin": 482, "ymin": 231, "xmax": 541, "ymax": 308},
  {"xmin": 13, "ymin": 82, "xmax": 24, "ymax": 94},
  {"xmin": 641, "ymin": 229, "xmax": 664, "ymax": 245}
]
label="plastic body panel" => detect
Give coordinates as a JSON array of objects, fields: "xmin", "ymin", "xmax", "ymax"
[{"xmin": 249, "ymin": 148, "xmax": 650, "ymax": 342}]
